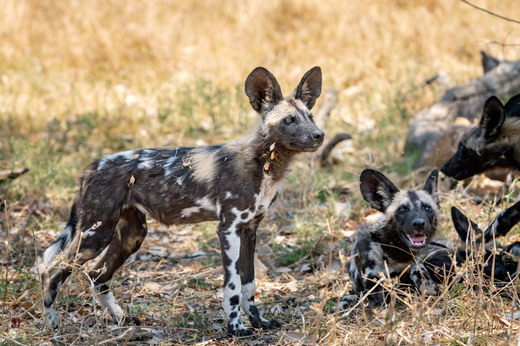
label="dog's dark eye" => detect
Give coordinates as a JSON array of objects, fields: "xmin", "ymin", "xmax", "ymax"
[
  {"xmin": 284, "ymin": 116, "xmax": 295, "ymax": 125},
  {"xmin": 397, "ymin": 206, "xmax": 407, "ymax": 214},
  {"xmin": 423, "ymin": 205, "xmax": 432, "ymax": 213}
]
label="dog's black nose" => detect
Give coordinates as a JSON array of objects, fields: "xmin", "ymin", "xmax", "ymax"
[
  {"xmin": 412, "ymin": 219, "xmax": 425, "ymax": 230},
  {"xmin": 312, "ymin": 130, "xmax": 324, "ymax": 141}
]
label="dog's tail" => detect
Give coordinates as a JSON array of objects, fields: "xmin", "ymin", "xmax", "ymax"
[{"xmin": 36, "ymin": 202, "xmax": 78, "ymax": 274}]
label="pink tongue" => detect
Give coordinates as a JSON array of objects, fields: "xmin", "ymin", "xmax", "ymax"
[{"xmin": 408, "ymin": 234, "xmax": 426, "ymax": 243}]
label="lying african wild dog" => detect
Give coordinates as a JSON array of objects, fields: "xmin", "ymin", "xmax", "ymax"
[
  {"xmin": 420, "ymin": 202, "xmax": 520, "ymax": 285},
  {"xmin": 449, "ymin": 202, "xmax": 520, "ymax": 282},
  {"xmin": 341, "ymin": 169, "xmax": 440, "ymax": 308},
  {"xmin": 37, "ymin": 66, "xmax": 325, "ymax": 336},
  {"xmin": 441, "ymin": 93, "xmax": 520, "ymax": 180}
]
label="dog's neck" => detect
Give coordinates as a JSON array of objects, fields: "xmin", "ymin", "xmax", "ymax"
[{"xmin": 249, "ymin": 129, "xmax": 297, "ymax": 182}]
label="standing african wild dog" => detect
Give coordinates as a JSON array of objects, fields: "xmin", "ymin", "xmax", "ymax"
[
  {"xmin": 342, "ymin": 169, "xmax": 440, "ymax": 308},
  {"xmin": 441, "ymin": 94, "xmax": 520, "ymax": 180},
  {"xmin": 37, "ymin": 66, "xmax": 324, "ymax": 336}
]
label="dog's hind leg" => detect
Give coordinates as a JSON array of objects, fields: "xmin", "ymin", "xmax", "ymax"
[
  {"xmin": 239, "ymin": 216, "xmax": 281, "ymax": 330},
  {"xmin": 88, "ymin": 206, "xmax": 148, "ymax": 325},
  {"xmin": 42, "ymin": 216, "xmax": 119, "ymax": 328}
]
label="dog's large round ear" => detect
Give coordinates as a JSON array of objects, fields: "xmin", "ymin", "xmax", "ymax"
[
  {"xmin": 505, "ymin": 93, "xmax": 520, "ymax": 118},
  {"xmin": 245, "ymin": 67, "xmax": 283, "ymax": 114},
  {"xmin": 480, "ymin": 96, "xmax": 506, "ymax": 141},
  {"xmin": 294, "ymin": 66, "xmax": 322, "ymax": 111},
  {"xmin": 422, "ymin": 169, "xmax": 439, "ymax": 206},
  {"xmin": 483, "ymin": 200, "xmax": 520, "ymax": 241},
  {"xmin": 451, "ymin": 206, "xmax": 482, "ymax": 242},
  {"xmin": 359, "ymin": 169, "xmax": 399, "ymax": 212}
]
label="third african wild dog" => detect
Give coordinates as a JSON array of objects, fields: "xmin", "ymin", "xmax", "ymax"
[
  {"xmin": 37, "ymin": 66, "xmax": 324, "ymax": 336},
  {"xmin": 441, "ymin": 94, "xmax": 520, "ymax": 180},
  {"xmin": 419, "ymin": 202, "xmax": 520, "ymax": 286},
  {"xmin": 421, "ymin": 201, "xmax": 520, "ymax": 286},
  {"xmin": 450, "ymin": 202, "xmax": 520, "ymax": 282},
  {"xmin": 341, "ymin": 169, "xmax": 440, "ymax": 308}
]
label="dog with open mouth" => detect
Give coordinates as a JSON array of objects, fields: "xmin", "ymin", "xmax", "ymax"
[{"xmin": 342, "ymin": 169, "xmax": 440, "ymax": 307}]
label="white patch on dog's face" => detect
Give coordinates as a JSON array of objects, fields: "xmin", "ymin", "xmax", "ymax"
[
  {"xmin": 384, "ymin": 190, "xmax": 439, "ymax": 217},
  {"xmin": 263, "ymin": 100, "xmax": 299, "ymax": 128}
]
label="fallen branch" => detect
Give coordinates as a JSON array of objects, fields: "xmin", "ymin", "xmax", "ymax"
[
  {"xmin": 461, "ymin": 0, "xmax": 520, "ymax": 25},
  {"xmin": 0, "ymin": 167, "xmax": 29, "ymax": 184}
]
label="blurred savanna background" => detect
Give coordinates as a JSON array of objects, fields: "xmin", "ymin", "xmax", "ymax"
[{"xmin": 2, "ymin": 0, "xmax": 520, "ymax": 344}]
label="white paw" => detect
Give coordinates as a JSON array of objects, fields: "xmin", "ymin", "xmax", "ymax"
[
  {"xmin": 423, "ymin": 281, "xmax": 439, "ymax": 296},
  {"xmin": 339, "ymin": 295, "xmax": 358, "ymax": 310},
  {"xmin": 43, "ymin": 307, "xmax": 59, "ymax": 328}
]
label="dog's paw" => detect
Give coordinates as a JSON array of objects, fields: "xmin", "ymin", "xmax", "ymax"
[
  {"xmin": 228, "ymin": 326, "xmax": 254, "ymax": 337},
  {"xmin": 124, "ymin": 315, "xmax": 141, "ymax": 326},
  {"xmin": 43, "ymin": 307, "xmax": 59, "ymax": 329},
  {"xmin": 338, "ymin": 295, "xmax": 358, "ymax": 310},
  {"xmin": 422, "ymin": 281, "xmax": 439, "ymax": 296},
  {"xmin": 261, "ymin": 318, "xmax": 283, "ymax": 329},
  {"xmin": 367, "ymin": 291, "xmax": 386, "ymax": 306},
  {"xmin": 249, "ymin": 315, "xmax": 282, "ymax": 329}
]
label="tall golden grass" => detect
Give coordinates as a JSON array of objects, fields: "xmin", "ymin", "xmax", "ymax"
[{"xmin": 1, "ymin": 0, "xmax": 519, "ymax": 135}]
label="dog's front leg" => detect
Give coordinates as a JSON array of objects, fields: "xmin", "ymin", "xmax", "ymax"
[
  {"xmin": 217, "ymin": 221, "xmax": 252, "ymax": 337},
  {"xmin": 362, "ymin": 273, "xmax": 386, "ymax": 306},
  {"xmin": 239, "ymin": 217, "xmax": 282, "ymax": 330},
  {"xmin": 410, "ymin": 263, "xmax": 439, "ymax": 296}
]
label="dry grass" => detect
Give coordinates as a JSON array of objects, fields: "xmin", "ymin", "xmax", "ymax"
[{"xmin": 2, "ymin": 0, "xmax": 520, "ymax": 344}]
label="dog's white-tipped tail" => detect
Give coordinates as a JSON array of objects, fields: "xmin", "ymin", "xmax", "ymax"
[{"xmin": 36, "ymin": 225, "xmax": 73, "ymax": 274}]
